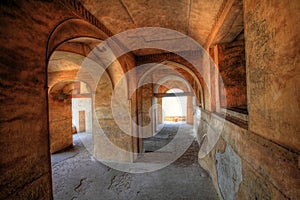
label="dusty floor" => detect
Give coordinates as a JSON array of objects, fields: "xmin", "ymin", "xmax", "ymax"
[{"xmin": 52, "ymin": 123, "xmax": 219, "ymax": 200}]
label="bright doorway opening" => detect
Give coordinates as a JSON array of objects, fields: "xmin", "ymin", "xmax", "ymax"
[{"xmin": 162, "ymin": 88, "xmax": 187, "ymax": 123}]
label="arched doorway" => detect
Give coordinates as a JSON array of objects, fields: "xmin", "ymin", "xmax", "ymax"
[
  {"xmin": 162, "ymin": 88, "xmax": 187, "ymax": 123},
  {"xmin": 71, "ymin": 81, "xmax": 92, "ymax": 134},
  {"xmin": 47, "ymin": 31, "xmax": 137, "ymax": 163}
]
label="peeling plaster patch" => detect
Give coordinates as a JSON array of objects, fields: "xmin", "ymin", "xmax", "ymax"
[{"xmin": 216, "ymin": 145, "xmax": 242, "ymax": 200}]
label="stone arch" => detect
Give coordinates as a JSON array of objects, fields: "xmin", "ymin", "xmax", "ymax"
[
  {"xmin": 48, "ymin": 36, "xmax": 130, "ymax": 94},
  {"xmin": 160, "ymin": 61, "xmax": 205, "ymax": 107},
  {"xmin": 157, "ymin": 80, "xmax": 189, "ymax": 94},
  {"xmin": 48, "ymin": 51, "xmax": 97, "ymax": 90},
  {"xmin": 137, "ymin": 61, "xmax": 205, "ymax": 108},
  {"xmin": 153, "ymin": 75, "xmax": 193, "ymax": 126},
  {"xmin": 136, "ymin": 61, "xmax": 203, "ymax": 147},
  {"xmin": 47, "ymin": 50, "xmax": 96, "ymax": 154},
  {"xmin": 162, "ymin": 88, "xmax": 188, "ymax": 123},
  {"xmin": 154, "ymin": 75, "xmax": 192, "ymax": 93},
  {"xmin": 47, "ymin": 29, "xmax": 133, "ymax": 161},
  {"xmin": 46, "ymin": 18, "xmax": 109, "ymax": 61}
]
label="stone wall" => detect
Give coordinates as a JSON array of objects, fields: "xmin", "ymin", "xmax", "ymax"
[
  {"xmin": 198, "ymin": 110, "xmax": 300, "ymax": 199},
  {"xmin": 136, "ymin": 53, "xmax": 209, "ymax": 110},
  {"xmin": 0, "ymin": 0, "xmax": 111, "ymax": 198},
  {"xmin": 0, "ymin": 1, "xmax": 64, "ymax": 198},
  {"xmin": 1, "ymin": 0, "xmax": 299, "ymax": 199},
  {"xmin": 245, "ymin": 0, "xmax": 300, "ymax": 152},
  {"xmin": 72, "ymin": 98, "xmax": 92, "ymax": 133},
  {"xmin": 139, "ymin": 83, "xmax": 154, "ymax": 137},
  {"xmin": 94, "ymin": 66, "xmax": 137, "ymax": 162},
  {"xmin": 198, "ymin": 0, "xmax": 300, "ymax": 199},
  {"xmin": 48, "ymin": 84, "xmax": 73, "ymax": 154},
  {"xmin": 136, "ymin": 62, "xmax": 203, "ymax": 131},
  {"xmin": 218, "ymin": 39, "xmax": 246, "ymax": 108}
]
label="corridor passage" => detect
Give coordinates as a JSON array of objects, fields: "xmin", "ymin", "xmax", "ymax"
[{"xmin": 52, "ymin": 124, "xmax": 219, "ymax": 200}]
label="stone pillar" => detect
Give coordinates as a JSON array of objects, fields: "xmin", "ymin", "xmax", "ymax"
[
  {"xmin": 49, "ymin": 93, "xmax": 73, "ymax": 154},
  {"xmin": 213, "ymin": 45, "xmax": 221, "ymax": 113},
  {"xmin": 93, "ymin": 72, "xmax": 133, "ymax": 162},
  {"xmin": 186, "ymin": 95, "xmax": 194, "ymax": 124},
  {"xmin": 141, "ymin": 83, "xmax": 154, "ymax": 136},
  {"xmin": 157, "ymin": 97, "xmax": 163, "ymax": 124}
]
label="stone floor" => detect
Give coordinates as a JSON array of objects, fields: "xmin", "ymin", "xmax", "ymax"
[{"xmin": 51, "ymin": 123, "xmax": 219, "ymax": 200}]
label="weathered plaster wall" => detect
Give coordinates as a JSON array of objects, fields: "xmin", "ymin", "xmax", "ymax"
[
  {"xmin": 157, "ymin": 97, "xmax": 163, "ymax": 124},
  {"xmin": 92, "ymin": 50, "xmax": 138, "ymax": 161},
  {"xmin": 244, "ymin": 0, "xmax": 300, "ymax": 152},
  {"xmin": 198, "ymin": 110, "xmax": 300, "ymax": 200},
  {"xmin": 216, "ymin": 145, "xmax": 242, "ymax": 200},
  {"xmin": 157, "ymin": 80, "xmax": 189, "ymax": 93}
]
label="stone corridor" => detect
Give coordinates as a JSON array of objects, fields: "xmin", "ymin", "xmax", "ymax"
[
  {"xmin": 52, "ymin": 124, "xmax": 219, "ymax": 200},
  {"xmin": 1, "ymin": 1, "xmax": 299, "ymax": 199}
]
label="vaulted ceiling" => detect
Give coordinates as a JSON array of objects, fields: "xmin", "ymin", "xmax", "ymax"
[
  {"xmin": 48, "ymin": 0, "xmax": 244, "ymax": 81},
  {"xmin": 78, "ymin": 0, "xmax": 244, "ymax": 55}
]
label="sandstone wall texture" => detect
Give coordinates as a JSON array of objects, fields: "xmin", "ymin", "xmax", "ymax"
[
  {"xmin": 218, "ymin": 39, "xmax": 247, "ymax": 108},
  {"xmin": 0, "ymin": 0, "xmax": 110, "ymax": 198},
  {"xmin": 94, "ymin": 63, "xmax": 138, "ymax": 162},
  {"xmin": 0, "ymin": 1, "xmax": 67, "ymax": 198},
  {"xmin": 48, "ymin": 82, "xmax": 73, "ymax": 154},
  {"xmin": 198, "ymin": 0, "xmax": 300, "ymax": 199},
  {"xmin": 245, "ymin": 0, "xmax": 300, "ymax": 152},
  {"xmin": 1, "ymin": 0, "xmax": 299, "ymax": 199}
]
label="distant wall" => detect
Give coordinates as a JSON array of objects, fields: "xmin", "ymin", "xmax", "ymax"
[{"xmin": 72, "ymin": 98, "xmax": 92, "ymax": 133}]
